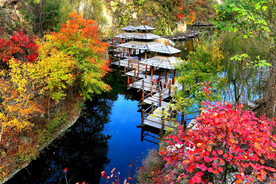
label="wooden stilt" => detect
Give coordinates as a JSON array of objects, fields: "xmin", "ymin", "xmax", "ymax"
[
  {"xmin": 142, "ymin": 109, "xmax": 145, "ymax": 124},
  {"xmin": 159, "ymin": 91, "xmax": 162, "ymax": 107},
  {"xmin": 169, "ymin": 80, "xmax": 172, "ymax": 95},
  {"xmin": 145, "ymin": 65, "xmax": 147, "ymax": 78},
  {"xmin": 120, "ymin": 48, "xmax": 122, "ymax": 58},
  {"xmin": 151, "ymin": 66, "xmax": 153, "ymax": 83},
  {"xmin": 142, "ymin": 90, "xmax": 144, "ymax": 102},
  {"xmin": 132, "ymin": 76, "xmax": 134, "ymax": 86},
  {"xmin": 160, "ymin": 107, "xmax": 165, "ymax": 137},
  {"xmin": 165, "ymin": 70, "xmax": 169, "ymax": 88},
  {"xmin": 173, "ymin": 70, "xmax": 176, "ymax": 85},
  {"xmin": 128, "ymin": 49, "xmax": 131, "ymax": 67},
  {"xmin": 145, "ymin": 52, "xmax": 147, "ymax": 60},
  {"xmin": 137, "ymin": 62, "xmax": 140, "ymax": 79},
  {"xmin": 127, "ymin": 76, "xmax": 129, "ymax": 85},
  {"xmin": 134, "ymin": 68, "xmax": 136, "ymax": 78},
  {"xmin": 131, "ymin": 63, "xmax": 133, "ymax": 70},
  {"xmin": 124, "ymin": 66, "xmax": 126, "ymax": 74},
  {"xmin": 151, "ymin": 102, "xmax": 154, "ymax": 113}
]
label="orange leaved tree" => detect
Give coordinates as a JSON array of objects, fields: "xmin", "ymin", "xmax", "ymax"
[{"xmin": 47, "ymin": 12, "xmax": 111, "ymax": 100}]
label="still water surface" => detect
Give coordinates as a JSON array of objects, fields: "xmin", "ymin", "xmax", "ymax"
[{"xmin": 6, "ymin": 70, "xmax": 157, "ymax": 184}]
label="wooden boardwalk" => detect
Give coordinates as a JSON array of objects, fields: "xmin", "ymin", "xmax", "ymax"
[
  {"xmin": 143, "ymin": 107, "xmax": 175, "ymax": 130},
  {"xmin": 109, "ymin": 30, "xmax": 189, "ymax": 133}
]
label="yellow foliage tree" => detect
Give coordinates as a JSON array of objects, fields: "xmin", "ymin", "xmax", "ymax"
[
  {"xmin": 0, "ymin": 37, "xmax": 76, "ymax": 146},
  {"xmin": 0, "ymin": 70, "xmax": 41, "ymax": 146}
]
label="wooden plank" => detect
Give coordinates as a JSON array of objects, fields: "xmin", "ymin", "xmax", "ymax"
[{"xmin": 144, "ymin": 107, "xmax": 175, "ymax": 130}]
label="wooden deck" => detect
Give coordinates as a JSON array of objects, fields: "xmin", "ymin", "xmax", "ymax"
[{"xmin": 143, "ymin": 107, "xmax": 176, "ymax": 130}]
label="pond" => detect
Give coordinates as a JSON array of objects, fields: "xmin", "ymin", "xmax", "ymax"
[{"xmin": 6, "ymin": 69, "xmax": 158, "ymax": 184}]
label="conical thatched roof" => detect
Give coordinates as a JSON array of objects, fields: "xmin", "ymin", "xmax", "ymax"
[
  {"xmin": 119, "ymin": 41, "xmax": 181, "ymax": 54},
  {"xmin": 135, "ymin": 25, "xmax": 155, "ymax": 31},
  {"xmin": 121, "ymin": 25, "xmax": 136, "ymax": 32},
  {"xmin": 140, "ymin": 56, "xmax": 180, "ymax": 69},
  {"xmin": 115, "ymin": 33, "xmax": 161, "ymax": 40}
]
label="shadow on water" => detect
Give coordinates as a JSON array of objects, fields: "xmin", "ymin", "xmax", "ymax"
[
  {"xmin": 6, "ymin": 98, "xmax": 112, "ymax": 184},
  {"xmin": 5, "ymin": 70, "xmax": 120, "ymax": 184},
  {"xmin": 6, "ymin": 69, "xmax": 157, "ymax": 184}
]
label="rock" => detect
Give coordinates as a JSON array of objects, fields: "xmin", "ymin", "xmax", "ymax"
[
  {"xmin": 175, "ymin": 21, "xmax": 187, "ymax": 33},
  {"xmin": 155, "ymin": 38, "xmax": 175, "ymax": 46},
  {"xmin": 247, "ymin": 101, "xmax": 258, "ymax": 109}
]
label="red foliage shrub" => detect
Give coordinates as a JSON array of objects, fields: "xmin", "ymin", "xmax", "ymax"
[
  {"xmin": 157, "ymin": 102, "xmax": 276, "ymax": 183},
  {"xmin": 0, "ymin": 31, "xmax": 38, "ymax": 63}
]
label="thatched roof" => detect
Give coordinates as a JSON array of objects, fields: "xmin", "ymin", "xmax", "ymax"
[
  {"xmin": 140, "ymin": 56, "xmax": 180, "ymax": 69},
  {"xmin": 121, "ymin": 25, "xmax": 136, "ymax": 32},
  {"xmin": 118, "ymin": 41, "xmax": 181, "ymax": 54},
  {"xmin": 115, "ymin": 33, "xmax": 161, "ymax": 40},
  {"xmin": 135, "ymin": 25, "xmax": 155, "ymax": 31}
]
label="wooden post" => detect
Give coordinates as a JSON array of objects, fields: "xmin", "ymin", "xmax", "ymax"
[
  {"xmin": 159, "ymin": 91, "xmax": 162, "ymax": 107},
  {"xmin": 173, "ymin": 70, "xmax": 176, "ymax": 85},
  {"xmin": 124, "ymin": 66, "xmax": 126, "ymax": 74},
  {"xmin": 134, "ymin": 68, "xmax": 136, "ymax": 78},
  {"xmin": 165, "ymin": 70, "xmax": 169, "ymax": 88},
  {"xmin": 150, "ymin": 85, "xmax": 153, "ymax": 96},
  {"xmin": 151, "ymin": 102, "xmax": 154, "ymax": 113},
  {"xmin": 169, "ymin": 80, "xmax": 172, "ymax": 95},
  {"xmin": 145, "ymin": 52, "xmax": 147, "ymax": 60},
  {"xmin": 118, "ymin": 56, "xmax": 121, "ymax": 65},
  {"xmin": 120, "ymin": 48, "xmax": 122, "ymax": 58},
  {"xmin": 142, "ymin": 109, "xmax": 145, "ymax": 124},
  {"xmin": 128, "ymin": 49, "xmax": 131, "ymax": 67},
  {"xmin": 131, "ymin": 63, "xmax": 133, "ymax": 70},
  {"xmin": 123, "ymin": 48, "xmax": 125, "ymax": 58},
  {"xmin": 137, "ymin": 62, "xmax": 140, "ymax": 79},
  {"xmin": 145, "ymin": 65, "xmax": 147, "ymax": 78},
  {"xmin": 150, "ymin": 66, "xmax": 153, "ymax": 83},
  {"xmin": 160, "ymin": 107, "xmax": 165, "ymax": 137},
  {"xmin": 127, "ymin": 76, "xmax": 130, "ymax": 85},
  {"xmin": 142, "ymin": 80, "xmax": 144, "ymax": 102}
]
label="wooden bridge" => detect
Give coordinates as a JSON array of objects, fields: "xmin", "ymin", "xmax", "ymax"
[{"xmin": 109, "ymin": 25, "xmax": 197, "ymax": 141}]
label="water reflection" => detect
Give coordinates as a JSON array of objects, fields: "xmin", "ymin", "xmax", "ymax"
[
  {"xmin": 6, "ymin": 70, "xmax": 126, "ymax": 184},
  {"xmin": 6, "ymin": 97, "xmax": 112, "ymax": 184},
  {"xmin": 6, "ymin": 69, "xmax": 158, "ymax": 184}
]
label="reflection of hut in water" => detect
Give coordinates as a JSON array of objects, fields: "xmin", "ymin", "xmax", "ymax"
[{"xmin": 111, "ymin": 22, "xmax": 186, "ymax": 140}]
